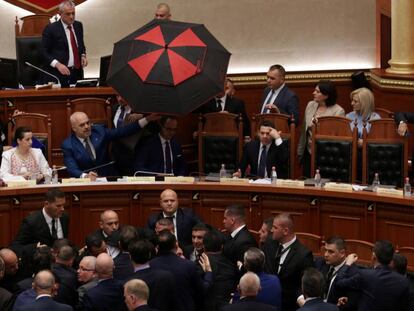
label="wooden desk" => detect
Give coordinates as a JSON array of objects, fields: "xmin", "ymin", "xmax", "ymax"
[{"xmin": 1, "ymin": 182, "xmax": 413, "ymax": 248}]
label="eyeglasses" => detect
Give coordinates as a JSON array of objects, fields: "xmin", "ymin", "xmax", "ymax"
[{"xmin": 78, "ymin": 266, "xmax": 94, "ymax": 272}]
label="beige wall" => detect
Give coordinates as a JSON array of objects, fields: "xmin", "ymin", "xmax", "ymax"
[{"xmin": 0, "ymin": 0, "xmax": 376, "ymax": 78}]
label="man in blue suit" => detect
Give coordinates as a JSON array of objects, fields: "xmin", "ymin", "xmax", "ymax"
[
  {"xmin": 42, "ymin": 1, "xmax": 87, "ymax": 87},
  {"xmin": 297, "ymin": 268, "xmax": 339, "ymax": 311},
  {"xmin": 135, "ymin": 115, "xmax": 187, "ymax": 176},
  {"xmin": 259, "ymin": 64, "xmax": 299, "ymax": 125},
  {"xmin": 14, "ymin": 270, "xmax": 72, "ymax": 311},
  {"xmin": 62, "ymin": 111, "xmax": 157, "ymax": 179},
  {"xmin": 336, "ymin": 240, "xmax": 410, "ymax": 311}
]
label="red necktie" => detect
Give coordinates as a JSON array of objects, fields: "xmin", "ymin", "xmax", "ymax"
[{"xmin": 68, "ymin": 25, "xmax": 80, "ymax": 69}]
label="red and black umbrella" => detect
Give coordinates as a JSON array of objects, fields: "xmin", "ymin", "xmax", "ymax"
[{"xmin": 107, "ymin": 19, "xmax": 231, "ymax": 115}]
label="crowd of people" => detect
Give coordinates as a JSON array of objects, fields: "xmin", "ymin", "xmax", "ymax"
[{"xmin": 0, "ymin": 187, "xmax": 413, "ymax": 311}]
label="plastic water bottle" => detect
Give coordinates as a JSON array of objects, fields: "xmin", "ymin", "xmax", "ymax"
[
  {"xmin": 271, "ymin": 166, "xmax": 277, "ymax": 184},
  {"xmin": 314, "ymin": 169, "xmax": 322, "ymax": 188},
  {"xmin": 219, "ymin": 164, "xmax": 227, "ymax": 178},
  {"xmin": 372, "ymin": 173, "xmax": 380, "ymax": 192},
  {"xmin": 404, "ymin": 177, "xmax": 411, "ymax": 197},
  {"xmin": 52, "ymin": 166, "xmax": 58, "ymax": 184}
]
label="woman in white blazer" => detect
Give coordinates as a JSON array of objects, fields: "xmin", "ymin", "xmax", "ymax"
[{"xmin": 0, "ymin": 126, "xmax": 52, "ymax": 180}]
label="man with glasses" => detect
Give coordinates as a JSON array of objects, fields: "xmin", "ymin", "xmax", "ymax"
[{"xmin": 135, "ymin": 115, "xmax": 187, "ymax": 176}]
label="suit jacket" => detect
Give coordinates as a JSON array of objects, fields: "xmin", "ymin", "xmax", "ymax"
[
  {"xmin": 260, "ymin": 86, "xmax": 299, "ymax": 125},
  {"xmin": 62, "ymin": 123, "xmax": 142, "ymax": 177},
  {"xmin": 223, "ymin": 226, "xmax": 257, "ymax": 264},
  {"xmin": 113, "ymin": 252, "xmax": 134, "ymax": 282},
  {"xmin": 135, "ymin": 134, "xmax": 187, "ymax": 176},
  {"xmin": 262, "ymin": 238, "xmax": 314, "ymax": 311},
  {"xmin": 51, "ymin": 262, "xmax": 78, "ymax": 307},
  {"xmin": 0, "ymin": 287, "xmax": 12, "ymax": 311},
  {"xmin": 14, "ymin": 295, "xmax": 73, "ymax": 311},
  {"xmin": 147, "ymin": 208, "xmax": 200, "ymax": 246},
  {"xmin": 395, "ymin": 112, "xmax": 414, "ymax": 160},
  {"xmin": 238, "ymin": 139, "xmax": 288, "ymax": 179},
  {"xmin": 10, "ymin": 210, "xmax": 69, "ymax": 257},
  {"xmin": 129, "ymin": 267, "xmax": 177, "ymax": 311},
  {"xmin": 199, "ymin": 96, "xmax": 251, "ymax": 137},
  {"xmin": 335, "ymin": 264, "xmax": 410, "ymax": 311},
  {"xmin": 297, "ymin": 298, "xmax": 339, "ymax": 311},
  {"xmin": 150, "ymin": 252, "xmax": 204, "ymax": 311},
  {"xmin": 82, "ymin": 278, "xmax": 126, "ymax": 311},
  {"xmin": 220, "ymin": 297, "xmax": 278, "ymax": 311},
  {"xmin": 41, "ymin": 20, "xmax": 85, "ymax": 83}
]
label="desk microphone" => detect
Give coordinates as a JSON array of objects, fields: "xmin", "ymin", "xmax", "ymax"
[
  {"xmin": 83, "ymin": 161, "xmax": 115, "ymax": 173},
  {"xmin": 25, "ymin": 62, "xmax": 61, "ymax": 88},
  {"xmin": 133, "ymin": 170, "xmax": 174, "ymax": 177}
]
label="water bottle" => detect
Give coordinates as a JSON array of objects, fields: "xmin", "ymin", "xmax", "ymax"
[
  {"xmin": 52, "ymin": 166, "xmax": 59, "ymax": 184},
  {"xmin": 219, "ymin": 164, "xmax": 227, "ymax": 178},
  {"xmin": 271, "ymin": 166, "xmax": 277, "ymax": 184},
  {"xmin": 372, "ymin": 173, "xmax": 380, "ymax": 192},
  {"xmin": 404, "ymin": 177, "xmax": 411, "ymax": 197},
  {"xmin": 314, "ymin": 169, "xmax": 322, "ymax": 188}
]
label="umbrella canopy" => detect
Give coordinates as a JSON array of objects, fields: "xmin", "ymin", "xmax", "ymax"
[{"xmin": 107, "ymin": 19, "xmax": 231, "ymax": 115}]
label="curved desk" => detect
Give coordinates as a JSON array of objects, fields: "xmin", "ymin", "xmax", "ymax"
[{"xmin": 1, "ymin": 182, "xmax": 413, "ymax": 248}]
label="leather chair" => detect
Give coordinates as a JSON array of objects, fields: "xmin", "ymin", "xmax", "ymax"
[
  {"xmin": 311, "ymin": 116, "xmax": 358, "ymax": 183},
  {"xmin": 8, "ymin": 112, "xmax": 52, "ymax": 161},
  {"xmin": 345, "ymin": 239, "xmax": 374, "ymax": 267},
  {"xmin": 66, "ymin": 97, "xmax": 113, "ymax": 133},
  {"xmin": 198, "ymin": 112, "xmax": 243, "ymax": 175},
  {"xmin": 251, "ymin": 113, "xmax": 295, "ymax": 179},
  {"xmin": 15, "ymin": 14, "xmax": 51, "ymax": 86},
  {"xmin": 362, "ymin": 118, "xmax": 408, "ymax": 187}
]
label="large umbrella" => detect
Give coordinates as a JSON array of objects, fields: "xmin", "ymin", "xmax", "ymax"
[{"xmin": 107, "ymin": 19, "xmax": 231, "ymax": 115}]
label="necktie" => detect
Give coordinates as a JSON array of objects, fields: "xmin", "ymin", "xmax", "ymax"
[
  {"xmin": 67, "ymin": 25, "xmax": 80, "ymax": 69},
  {"xmin": 274, "ymin": 244, "xmax": 284, "ymax": 274},
  {"xmin": 324, "ymin": 266, "xmax": 335, "ymax": 297},
  {"xmin": 262, "ymin": 90, "xmax": 275, "ymax": 113},
  {"xmin": 165, "ymin": 141, "xmax": 172, "ymax": 173},
  {"xmin": 216, "ymin": 99, "xmax": 222, "ymax": 111},
  {"xmin": 51, "ymin": 218, "xmax": 57, "ymax": 239},
  {"xmin": 84, "ymin": 138, "xmax": 95, "ymax": 160},
  {"xmin": 257, "ymin": 145, "xmax": 267, "ymax": 177},
  {"xmin": 116, "ymin": 106, "xmax": 126, "ymax": 128}
]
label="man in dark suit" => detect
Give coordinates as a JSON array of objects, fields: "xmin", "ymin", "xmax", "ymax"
[
  {"xmin": 41, "ymin": 0, "xmax": 87, "ymax": 87},
  {"xmin": 262, "ymin": 213, "xmax": 314, "ymax": 311},
  {"xmin": 82, "ymin": 253, "xmax": 125, "ymax": 310},
  {"xmin": 183, "ymin": 223, "xmax": 210, "ymax": 263},
  {"xmin": 62, "ymin": 111, "xmax": 157, "ymax": 179},
  {"xmin": 124, "ymin": 279, "xmax": 158, "ymax": 311},
  {"xmin": 135, "ymin": 115, "xmax": 187, "ymax": 176},
  {"xmin": 221, "ymin": 272, "xmax": 278, "ymax": 311},
  {"xmin": 395, "ymin": 111, "xmax": 414, "ymax": 162},
  {"xmin": 10, "ymin": 188, "xmax": 69, "ymax": 258},
  {"xmin": 147, "ymin": 189, "xmax": 200, "ymax": 246},
  {"xmin": 0, "ymin": 248, "xmax": 21, "ymax": 293},
  {"xmin": 128, "ymin": 239, "xmax": 177, "ymax": 311},
  {"xmin": 198, "ymin": 78, "xmax": 251, "ymax": 138},
  {"xmin": 14, "ymin": 270, "xmax": 72, "ymax": 311},
  {"xmin": 233, "ymin": 120, "xmax": 288, "ymax": 179},
  {"xmin": 222, "ymin": 204, "xmax": 257, "ymax": 265},
  {"xmin": 259, "ymin": 64, "xmax": 299, "ymax": 124},
  {"xmin": 297, "ymin": 268, "xmax": 339, "ymax": 311},
  {"xmin": 335, "ymin": 240, "xmax": 410, "ymax": 311},
  {"xmin": 150, "ymin": 230, "xmax": 204, "ymax": 311},
  {"xmin": 0, "ymin": 256, "xmax": 12, "ymax": 309},
  {"xmin": 113, "ymin": 226, "xmax": 135, "ymax": 282}
]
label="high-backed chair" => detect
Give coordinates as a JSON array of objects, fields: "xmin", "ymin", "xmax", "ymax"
[
  {"xmin": 8, "ymin": 113, "xmax": 52, "ymax": 161},
  {"xmin": 66, "ymin": 97, "xmax": 112, "ymax": 133},
  {"xmin": 251, "ymin": 113, "xmax": 295, "ymax": 179},
  {"xmin": 345, "ymin": 239, "xmax": 374, "ymax": 267},
  {"xmin": 15, "ymin": 14, "xmax": 51, "ymax": 86},
  {"xmin": 362, "ymin": 118, "xmax": 408, "ymax": 187},
  {"xmin": 296, "ymin": 232, "xmax": 323, "ymax": 257},
  {"xmin": 198, "ymin": 112, "xmax": 243, "ymax": 175},
  {"xmin": 374, "ymin": 107, "xmax": 394, "ymax": 119},
  {"xmin": 311, "ymin": 116, "xmax": 358, "ymax": 183}
]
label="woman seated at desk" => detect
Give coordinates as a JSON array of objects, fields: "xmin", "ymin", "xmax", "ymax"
[
  {"xmin": 0, "ymin": 126, "xmax": 52, "ymax": 180},
  {"xmin": 346, "ymin": 87, "xmax": 380, "ymax": 146}
]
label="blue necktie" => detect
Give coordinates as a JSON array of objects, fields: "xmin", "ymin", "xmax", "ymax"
[
  {"xmin": 262, "ymin": 90, "xmax": 275, "ymax": 113},
  {"xmin": 257, "ymin": 145, "xmax": 267, "ymax": 177},
  {"xmin": 165, "ymin": 141, "xmax": 172, "ymax": 173},
  {"xmin": 117, "ymin": 106, "xmax": 126, "ymax": 128}
]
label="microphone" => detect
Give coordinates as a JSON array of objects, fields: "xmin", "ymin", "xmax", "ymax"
[
  {"xmin": 133, "ymin": 170, "xmax": 174, "ymax": 177},
  {"xmin": 25, "ymin": 62, "xmax": 61, "ymax": 88},
  {"xmin": 83, "ymin": 161, "xmax": 115, "ymax": 173}
]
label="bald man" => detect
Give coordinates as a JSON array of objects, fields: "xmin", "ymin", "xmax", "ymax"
[
  {"xmin": 62, "ymin": 111, "xmax": 159, "ymax": 179},
  {"xmin": 124, "ymin": 279, "xmax": 156, "ymax": 311},
  {"xmin": 147, "ymin": 189, "xmax": 200, "ymax": 246},
  {"xmin": 15, "ymin": 270, "xmax": 72, "ymax": 311},
  {"xmin": 0, "ymin": 248, "xmax": 20, "ymax": 293},
  {"xmin": 154, "ymin": 3, "xmax": 171, "ymax": 20},
  {"xmin": 82, "ymin": 253, "xmax": 125, "ymax": 310}
]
